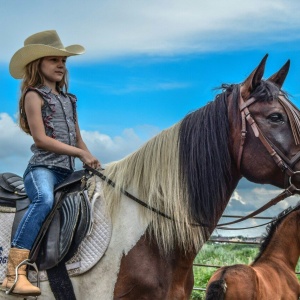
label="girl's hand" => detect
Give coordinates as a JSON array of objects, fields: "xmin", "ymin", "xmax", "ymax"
[{"xmin": 79, "ymin": 150, "xmax": 101, "ymax": 169}]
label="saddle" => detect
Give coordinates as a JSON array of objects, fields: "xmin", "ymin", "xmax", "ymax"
[{"xmin": 0, "ymin": 171, "xmax": 92, "ymax": 270}]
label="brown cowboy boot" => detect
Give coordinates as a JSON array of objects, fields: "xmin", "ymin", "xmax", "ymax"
[{"xmin": 1, "ymin": 248, "xmax": 41, "ymax": 296}]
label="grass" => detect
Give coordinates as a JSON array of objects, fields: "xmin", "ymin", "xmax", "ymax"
[{"xmin": 190, "ymin": 241, "xmax": 273, "ymax": 300}]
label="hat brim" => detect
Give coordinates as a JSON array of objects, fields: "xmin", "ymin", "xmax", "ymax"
[{"xmin": 9, "ymin": 44, "xmax": 85, "ymax": 79}]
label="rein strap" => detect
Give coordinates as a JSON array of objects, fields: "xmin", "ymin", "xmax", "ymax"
[
  {"xmin": 84, "ymin": 165, "xmax": 297, "ymax": 229},
  {"xmin": 83, "ymin": 165, "xmax": 174, "ymax": 221},
  {"xmin": 216, "ymin": 183, "xmax": 297, "ymax": 228}
]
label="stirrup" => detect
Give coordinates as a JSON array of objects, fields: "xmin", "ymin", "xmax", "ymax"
[{"xmin": 5, "ymin": 258, "xmax": 40, "ymax": 299}]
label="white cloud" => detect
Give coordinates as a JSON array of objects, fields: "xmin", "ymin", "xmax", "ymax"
[
  {"xmin": 1, "ymin": 0, "xmax": 300, "ymax": 62},
  {"xmin": 229, "ymin": 190, "xmax": 245, "ymax": 205},
  {"xmin": 0, "ymin": 113, "xmax": 32, "ymax": 174},
  {"xmin": 80, "ymin": 128, "xmax": 145, "ymax": 164},
  {"xmin": 0, "ymin": 113, "xmax": 30, "ymax": 154}
]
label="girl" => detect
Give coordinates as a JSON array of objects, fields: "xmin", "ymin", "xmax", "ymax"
[{"xmin": 1, "ymin": 30, "xmax": 100, "ymax": 296}]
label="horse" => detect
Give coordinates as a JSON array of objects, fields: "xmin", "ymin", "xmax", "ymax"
[
  {"xmin": 205, "ymin": 204, "xmax": 300, "ymax": 300},
  {"xmin": 2, "ymin": 54, "xmax": 300, "ymax": 300}
]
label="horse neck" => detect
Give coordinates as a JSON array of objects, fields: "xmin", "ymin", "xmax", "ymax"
[{"xmin": 256, "ymin": 212, "xmax": 300, "ymax": 270}]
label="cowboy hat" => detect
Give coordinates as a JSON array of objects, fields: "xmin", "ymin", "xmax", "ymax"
[{"xmin": 9, "ymin": 30, "xmax": 85, "ymax": 79}]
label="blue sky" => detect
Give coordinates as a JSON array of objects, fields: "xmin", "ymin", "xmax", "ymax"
[{"xmin": 1, "ymin": 0, "xmax": 300, "ymax": 236}]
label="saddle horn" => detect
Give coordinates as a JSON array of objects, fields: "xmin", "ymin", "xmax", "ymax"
[
  {"xmin": 241, "ymin": 54, "xmax": 268, "ymax": 99},
  {"xmin": 267, "ymin": 59, "xmax": 290, "ymax": 88}
]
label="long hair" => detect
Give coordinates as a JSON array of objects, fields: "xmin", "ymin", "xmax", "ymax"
[
  {"xmin": 18, "ymin": 57, "xmax": 69, "ymax": 135},
  {"xmin": 179, "ymin": 90, "xmax": 231, "ymax": 228},
  {"xmin": 103, "ymin": 90, "xmax": 232, "ymax": 252}
]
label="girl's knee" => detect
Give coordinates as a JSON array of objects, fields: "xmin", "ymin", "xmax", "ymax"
[
  {"xmin": 43, "ymin": 194, "xmax": 55, "ymax": 211},
  {"xmin": 31, "ymin": 191, "xmax": 54, "ymax": 214}
]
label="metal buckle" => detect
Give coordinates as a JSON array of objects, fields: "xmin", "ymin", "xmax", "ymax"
[{"xmin": 289, "ymin": 171, "xmax": 300, "ymax": 192}]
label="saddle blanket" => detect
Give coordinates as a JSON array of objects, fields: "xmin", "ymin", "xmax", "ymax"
[{"xmin": 0, "ymin": 179, "xmax": 112, "ymax": 283}]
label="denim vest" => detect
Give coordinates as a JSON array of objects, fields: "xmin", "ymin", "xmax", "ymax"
[{"xmin": 27, "ymin": 85, "xmax": 77, "ymax": 170}]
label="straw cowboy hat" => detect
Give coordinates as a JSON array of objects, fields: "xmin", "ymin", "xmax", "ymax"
[{"xmin": 9, "ymin": 30, "xmax": 85, "ymax": 79}]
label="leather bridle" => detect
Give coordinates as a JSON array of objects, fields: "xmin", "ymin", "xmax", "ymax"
[
  {"xmin": 217, "ymin": 92, "xmax": 300, "ymax": 228},
  {"xmin": 237, "ymin": 93, "xmax": 300, "ymax": 183}
]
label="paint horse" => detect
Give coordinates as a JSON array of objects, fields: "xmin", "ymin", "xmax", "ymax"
[
  {"xmin": 205, "ymin": 205, "xmax": 300, "ymax": 300},
  {"xmin": 2, "ymin": 55, "xmax": 300, "ymax": 300}
]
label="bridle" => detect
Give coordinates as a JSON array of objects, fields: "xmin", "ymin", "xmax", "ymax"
[
  {"xmin": 237, "ymin": 92, "xmax": 300, "ymax": 187},
  {"xmin": 84, "ymin": 90, "xmax": 300, "ymax": 229},
  {"xmin": 217, "ymin": 91, "xmax": 300, "ymax": 228}
]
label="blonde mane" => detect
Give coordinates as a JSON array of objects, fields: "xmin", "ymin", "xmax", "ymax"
[{"xmin": 102, "ymin": 122, "xmax": 206, "ymax": 253}]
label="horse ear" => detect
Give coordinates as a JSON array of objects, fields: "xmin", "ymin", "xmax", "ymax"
[
  {"xmin": 267, "ymin": 59, "xmax": 290, "ymax": 88},
  {"xmin": 241, "ymin": 54, "xmax": 268, "ymax": 99}
]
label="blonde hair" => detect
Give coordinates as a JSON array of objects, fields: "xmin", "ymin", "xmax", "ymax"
[{"xmin": 18, "ymin": 57, "xmax": 69, "ymax": 134}]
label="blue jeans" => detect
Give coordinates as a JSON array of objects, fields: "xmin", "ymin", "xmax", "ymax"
[{"xmin": 12, "ymin": 166, "xmax": 72, "ymax": 250}]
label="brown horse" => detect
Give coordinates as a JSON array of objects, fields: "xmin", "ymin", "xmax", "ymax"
[
  {"xmin": 3, "ymin": 55, "xmax": 300, "ymax": 300},
  {"xmin": 205, "ymin": 205, "xmax": 300, "ymax": 300}
]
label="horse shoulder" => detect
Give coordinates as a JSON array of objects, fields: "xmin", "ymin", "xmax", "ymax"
[{"xmin": 114, "ymin": 233, "xmax": 195, "ymax": 299}]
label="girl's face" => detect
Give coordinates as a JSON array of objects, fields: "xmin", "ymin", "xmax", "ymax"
[{"xmin": 40, "ymin": 56, "xmax": 67, "ymax": 85}]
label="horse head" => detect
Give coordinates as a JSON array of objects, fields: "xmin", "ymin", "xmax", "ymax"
[{"xmin": 228, "ymin": 54, "xmax": 300, "ymax": 191}]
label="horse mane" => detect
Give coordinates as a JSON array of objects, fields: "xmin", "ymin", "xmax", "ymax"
[
  {"xmin": 253, "ymin": 202, "xmax": 300, "ymax": 263},
  {"xmin": 101, "ymin": 80, "xmax": 293, "ymax": 253},
  {"xmin": 178, "ymin": 89, "xmax": 231, "ymax": 228},
  {"xmin": 102, "ymin": 84, "xmax": 235, "ymax": 253}
]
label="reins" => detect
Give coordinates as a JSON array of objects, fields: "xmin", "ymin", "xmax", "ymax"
[
  {"xmin": 84, "ymin": 164, "xmax": 175, "ymax": 221},
  {"xmin": 215, "ymin": 185, "xmax": 296, "ymax": 229},
  {"xmin": 83, "ymin": 164, "xmax": 297, "ymax": 230},
  {"xmin": 219, "ymin": 201, "xmax": 300, "ymax": 230}
]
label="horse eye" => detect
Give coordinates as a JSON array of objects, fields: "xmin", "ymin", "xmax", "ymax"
[{"xmin": 268, "ymin": 113, "xmax": 283, "ymax": 123}]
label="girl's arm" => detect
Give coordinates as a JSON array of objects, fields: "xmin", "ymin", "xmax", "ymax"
[
  {"xmin": 24, "ymin": 91, "xmax": 100, "ymax": 169},
  {"xmin": 75, "ymin": 116, "xmax": 102, "ymax": 168}
]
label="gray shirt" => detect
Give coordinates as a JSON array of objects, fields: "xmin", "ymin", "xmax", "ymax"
[{"xmin": 27, "ymin": 85, "xmax": 77, "ymax": 170}]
